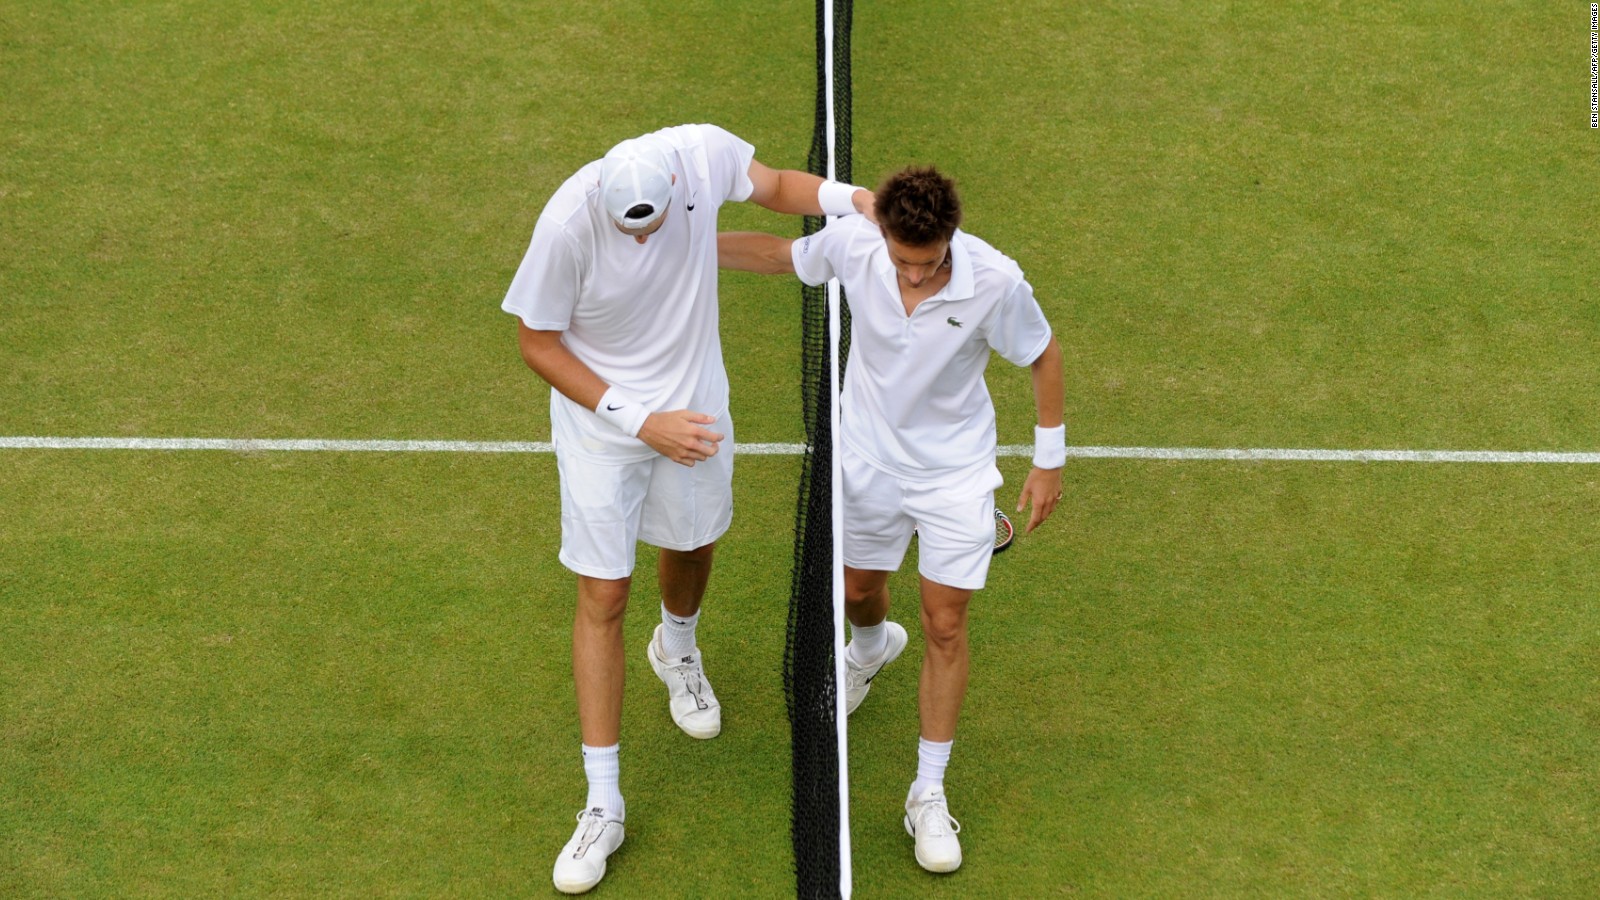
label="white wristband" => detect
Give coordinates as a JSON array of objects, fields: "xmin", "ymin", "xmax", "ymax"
[
  {"xmin": 818, "ymin": 180, "xmax": 866, "ymax": 217},
  {"xmin": 1033, "ymin": 424, "xmax": 1067, "ymax": 469},
  {"xmin": 595, "ymin": 387, "xmax": 650, "ymax": 438}
]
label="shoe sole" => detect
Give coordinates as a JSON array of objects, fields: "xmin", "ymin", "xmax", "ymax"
[
  {"xmin": 554, "ymin": 867, "xmax": 604, "ymax": 894},
  {"xmin": 846, "ymin": 622, "xmax": 909, "ymax": 716},
  {"xmin": 553, "ymin": 827, "xmax": 624, "ymax": 894},
  {"xmin": 646, "ymin": 626, "xmax": 721, "ymax": 739},
  {"xmin": 904, "ymin": 815, "xmax": 961, "ymax": 873}
]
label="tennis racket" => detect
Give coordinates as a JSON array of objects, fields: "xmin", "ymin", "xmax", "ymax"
[{"xmin": 992, "ymin": 507, "xmax": 1015, "ymax": 554}]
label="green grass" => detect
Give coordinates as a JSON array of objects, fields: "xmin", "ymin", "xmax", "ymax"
[
  {"xmin": 6, "ymin": 454, "xmax": 1596, "ymax": 897},
  {"xmin": 3, "ymin": 0, "xmax": 1598, "ymax": 896},
  {"xmin": 0, "ymin": 451, "xmax": 804, "ymax": 896},
  {"xmin": 849, "ymin": 458, "xmax": 1600, "ymax": 897}
]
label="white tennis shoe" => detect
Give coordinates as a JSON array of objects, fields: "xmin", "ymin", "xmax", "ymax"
[
  {"xmin": 552, "ymin": 807, "xmax": 625, "ymax": 895},
  {"xmin": 844, "ymin": 621, "xmax": 908, "ymax": 715},
  {"xmin": 904, "ymin": 786, "xmax": 963, "ymax": 873},
  {"xmin": 646, "ymin": 624, "xmax": 722, "ymax": 739}
]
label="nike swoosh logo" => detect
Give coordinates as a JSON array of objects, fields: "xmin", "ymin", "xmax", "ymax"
[
  {"xmin": 686, "ymin": 203, "xmax": 696, "ymax": 211},
  {"xmin": 606, "ymin": 404, "xmax": 623, "ymax": 411}
]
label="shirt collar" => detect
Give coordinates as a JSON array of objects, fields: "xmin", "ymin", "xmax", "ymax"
[
  {"xmin": 873, "ymin": 228, "xmax": 975, "ymax": 303},
  {"xmin": 944, "ymin": 229, "xmax": 975, "ymax": 301}
]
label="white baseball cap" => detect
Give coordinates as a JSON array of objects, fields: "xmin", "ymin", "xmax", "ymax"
[{"xmin": 600, "ymin": 138, "xmax": 675, "ymax": 229}]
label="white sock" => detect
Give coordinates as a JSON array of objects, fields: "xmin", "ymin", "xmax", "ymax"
[
  {"xmin": 847, "ymin": 620, "xmax": 887, "ymax": 665},
  {"xmin": 582, "ymin": 743, "xmax": 624, "ymax": 822},
  {"xmin": 660, "ymin": 604, "xmax": 700, "ymax": 658},
  {"xmin": 909, "ymin": 737, "xmax": 952, "ymax": 801}
]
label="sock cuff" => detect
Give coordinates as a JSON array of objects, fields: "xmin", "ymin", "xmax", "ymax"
[
  {"xmin": 661, "ymin": 604, "xmax": 701, "ymax": 625},
  {"xmin": 847, "ymin": 620, "xmax": 887, "ymax": 664}
]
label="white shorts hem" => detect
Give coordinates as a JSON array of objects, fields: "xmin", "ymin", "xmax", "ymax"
[
  {"xmin": 842, "ymin": 554, "xmax": 905, "ymax": 573},
  {"xmin": 641, "ymin": 517, "xmax": 732, "ymax": 553},
  {"xmin": 560, "ymin": 551, "xmax": 633, "ymax": 581},
  {"xmin": 917, "ymin": 565, "xmax": 988, "ymax": 592}
]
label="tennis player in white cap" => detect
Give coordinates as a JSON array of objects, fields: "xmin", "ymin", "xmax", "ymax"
[{"xmin": 502, "ymin": 124, "xmax": 873, "ymax": 894}]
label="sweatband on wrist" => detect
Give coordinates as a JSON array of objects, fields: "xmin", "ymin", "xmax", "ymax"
[
  {"xmin": 595, "ymin": 387, "xmax": 650, "ymax": 438},
  {"xmin": 818, "ymin": 180, "xmax": 866, "ymax": 217},
  {"xmin": 1033, "ymin": 424, "xmax": 1067, "ymax": 469}
]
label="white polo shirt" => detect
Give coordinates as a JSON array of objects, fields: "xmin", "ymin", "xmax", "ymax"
[
  {"xmin": 502, "ymin": 124, "xmax": 756, "ymax": 462},
  {"xmin": 791, "ymin": 217, "xmax": 1053, "ymax": 480}
]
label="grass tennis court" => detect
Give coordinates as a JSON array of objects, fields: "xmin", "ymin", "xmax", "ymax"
[{"xmin": 3, "ymin": 1, "xmax": 1596, "ymax": 896}]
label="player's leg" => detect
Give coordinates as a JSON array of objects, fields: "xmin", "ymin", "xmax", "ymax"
[
  {"xmin": 915, "ymin": 576, "xmax": 974, "ymax": 745},
  {"xmin": 573, "ymin": 574, "xmax": 631, "ymax": 750},
  {"xmin": 639, "ymin": 412, "xmax": 733, "ymax": 739},
  {"xmin": 841, "ymin": 566, "xmax": 909, "ymax": 715},
  {"xmin": 658, "ymin": 542, "xmax": 713, "ymax": 659},
  {"xmin": 840, "ymin": 446, "xmax": 915, "ymax": 715},
  {"xmin": 844, "ymin": 565, "xmax": 891, "ymax": 626},
  {"xmin": 641, "ymin": 410, "xmax": 732, "ymax": 627},
  {"xmin": 899, "ymin": 467, "xmax": 1000, "ymax": 874},
  {"xmin": 897, "ymin": 578, "xmax": 975, "ymax": 875},
  {"xmin": 643, "ymin": 541, "xmax": 721, "ymax": 738},
  {"xmin": 659, "ymin": 541, "xmax": 714, "ymax": 626},
  {"xmin": 550, "ymin": 452, "xmax": 650, "ymax": 894},
  {"xmin": 559, "ymin": 574, "xmax": 631, "ymax": 891}
]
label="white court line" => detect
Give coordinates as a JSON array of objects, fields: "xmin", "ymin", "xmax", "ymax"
[{"xmin": 1, "ymin": 436, "xmax": 1597, "ymax": 463}]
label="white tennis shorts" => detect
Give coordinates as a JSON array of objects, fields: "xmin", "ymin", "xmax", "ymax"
[
  {"xmin": 554, "ymin": 413, "xmax": 734, "ymax": 580},
  {"xmin": 841, "ymin": 443, "xmax": 1004, "ymax": 591}
]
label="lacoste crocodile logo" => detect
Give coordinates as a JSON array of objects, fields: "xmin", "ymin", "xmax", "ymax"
[{"xmin": 947, "ymin": 317, "xmax": 963, "ymax": 328}]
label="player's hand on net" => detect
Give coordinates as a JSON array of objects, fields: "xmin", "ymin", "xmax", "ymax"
[
  {"xmin": 638, "ymin": 410, "xmax": 724, "ymax": 467},
  {"xmin": 1015, "ymin": 466, "xmax": 1063, "ymax": 534}
]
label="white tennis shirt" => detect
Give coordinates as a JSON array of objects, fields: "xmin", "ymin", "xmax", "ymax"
[
  {"xmin": 792, "ymin": 217, "xmax": 1053, "ymax": 479},
  {"xmin": 502, "ymin": 124, "xmax": 756, "ymax": 462}
]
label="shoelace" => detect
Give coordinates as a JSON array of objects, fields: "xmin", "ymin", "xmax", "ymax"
[
  {"xmin": 665, "ymin": 651, "xmax": 711, "ymax": 710},
  {"xmin": 571, "ymin": 810, "xmax": 608, "ymax": 859},
  {"xmin": 914, "ymin": 800, "xmax": 962, "ymax": 838},
  {"xmin": 678, "ymin": 667, "xmax": 709, "ymax": 709}
]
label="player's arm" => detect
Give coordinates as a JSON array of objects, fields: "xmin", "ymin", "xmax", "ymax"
[
  {"xmin": 744, "ymin": 161, "xmax": 876, "ymax": 221},
  {"xmin": 717, "ymin": 231, "xmax": 797, "ymax": 275},
  {"xmin": 516, "ymin": 322, "xmax": 724, "ymax": 467},
  {"xmin": 1016, "ymin": 334, "xmax": 1065, "ymax": 534},
  {"xmin": 516, "ymin": 323, "xmax": 607, "ymax": 410}
]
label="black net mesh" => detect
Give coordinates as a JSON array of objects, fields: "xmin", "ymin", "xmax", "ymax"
[{"xmin": 784, "ymin": 2, "xmax": 853, "ymax": 898}]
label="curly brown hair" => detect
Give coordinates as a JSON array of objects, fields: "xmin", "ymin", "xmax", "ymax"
[{"xmin": 875, "ymin": 166, "xmax": 962, "ymax": 246}]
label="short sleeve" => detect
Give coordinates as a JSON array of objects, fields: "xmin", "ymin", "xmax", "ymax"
[
  {"xmin": 697, "ymin": 124, "xmax": 757, "ymax": 205},
  {"xmin": 790, "ymin": 222, "xmax": 843, "ymax": 287},
  {"xmin": 501, "ymin": 215, "xmax": 582, "ymax": 330},
  {"xmin": 985, "ymin": 278, "xmax": 1053, "ymax": 366}
]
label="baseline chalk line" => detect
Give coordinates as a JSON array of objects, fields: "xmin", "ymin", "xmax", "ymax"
[{"xmin": 1, "ymin": 436, "xmax": 1597, "ymax": 464}]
